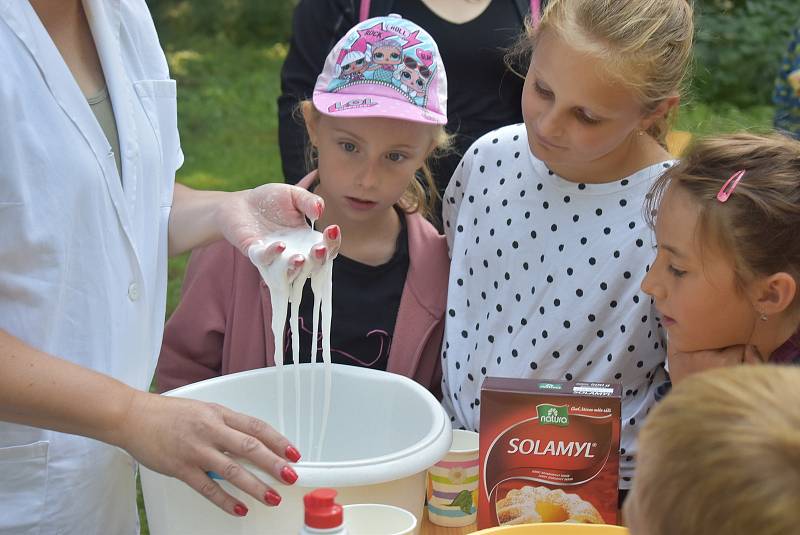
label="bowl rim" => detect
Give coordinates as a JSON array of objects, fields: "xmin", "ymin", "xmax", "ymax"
[{"xmin": 163, "ymin": 363, "xmax": 453, "ymax": 486}]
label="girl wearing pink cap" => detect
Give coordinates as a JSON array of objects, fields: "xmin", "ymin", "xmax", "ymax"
[{"xmin": 157, "ymin": 15, "xmax": 452, "ymax": 397}]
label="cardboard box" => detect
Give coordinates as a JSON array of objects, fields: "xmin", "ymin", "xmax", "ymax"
[{"xmin": 478, "ymin": 378, "xmax": 621, "ymax": 528}]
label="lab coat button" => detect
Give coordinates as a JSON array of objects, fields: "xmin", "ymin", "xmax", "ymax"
[{"xmin": 127, "ymin": 283, "xmax": 140, "ymax": 301}]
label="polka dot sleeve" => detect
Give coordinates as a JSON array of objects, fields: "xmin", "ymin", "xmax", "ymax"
[{"xmin": 443, "ymin": 145, "xmax": 476, "ymax": 256}]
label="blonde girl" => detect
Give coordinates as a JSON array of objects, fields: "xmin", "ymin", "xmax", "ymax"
[
  {"xmin": 158, "ymin": 15, "xmax": 452, "ymax": 400},
  {"xmin": 440, "ymin": 0, "xmax": 693, "ymax": 495}
]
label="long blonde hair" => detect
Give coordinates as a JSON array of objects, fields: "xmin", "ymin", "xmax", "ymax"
[
  {"xmin": 299, "ymin": 101, "xmax": 451, "ymax": 222},
  {"xmin": 630, "ymin": 365, "xmax": 800, "ymax": 535},
  {"xmin": 508, "ymin": 0, "xmax": 694, "ymax": 146}
]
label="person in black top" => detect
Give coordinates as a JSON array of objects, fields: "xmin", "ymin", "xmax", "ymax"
[
  {"xmin": 278, "ymin": 0, "xmax": 541, "ymax": 212},
  {"xmin": 285, "ymin": 208, "xmax": 409, "ymax": 371}
]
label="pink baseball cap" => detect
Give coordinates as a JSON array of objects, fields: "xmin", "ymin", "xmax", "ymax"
[{"xmin": 313, "ymin": 14, "xmax": 447, "ymax": 125}]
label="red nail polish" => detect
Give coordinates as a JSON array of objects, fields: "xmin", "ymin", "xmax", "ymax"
[
  {"xmin": 276, "ymin": 242, "xmax": 286, "ymax": 252},
  {"xmin": 280, "ymin": 465, "xmax": 298, "ymax": 484},
  {"xmin": 234, "ymin": 503, "xmax": 248, "ymax": 517},
  {"xmin": 315, "ymin": 200, "xmax": 323, "ymax": 219},
  {"xmin": 285, "ymin": 445, "xmax": 302, "ymax": 463},
  {"xmin": 314, "ymin": 247, "xmax": 327, "ymax": 259},
  {"xmin": 265, "ymin": 490, "xmax": 282, "ymax": 506},
  {"xmin": 327, "ymin": 226, "xmax": 339, "ymax": 240}
]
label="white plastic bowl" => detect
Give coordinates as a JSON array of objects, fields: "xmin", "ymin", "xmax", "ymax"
[{"xmin": 140, "ymin": 364, "xmax": 452, "ymax": 534}]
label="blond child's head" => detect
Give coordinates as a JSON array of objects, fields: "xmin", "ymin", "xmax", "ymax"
[
  {"xmin": 301, "ymin": 101, "xmax": 450, "ymax": 223},
  {"xmin": 537, "ymin": 0, "xmax": 693, "ymax": 139},
  {"xmin": 625, "ymin": 365, "xmax": 800, "ymax": 535},
  {"xmin": 509, "ymin": 0, "xmax": 693, "ymax": 179},
  {"xmin": 642, "ymin": 133, "xmax": 800, "ymax": 358}
]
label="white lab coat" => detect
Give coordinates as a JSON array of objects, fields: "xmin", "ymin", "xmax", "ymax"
[{"xmin": 0, "ymin": 0, "xmax": 181, "ymax": 532}]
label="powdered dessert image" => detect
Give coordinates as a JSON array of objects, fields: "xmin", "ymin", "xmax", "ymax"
[{"xmin": 495, "ymin": 485, "xmax": 603, "ymax": 524}]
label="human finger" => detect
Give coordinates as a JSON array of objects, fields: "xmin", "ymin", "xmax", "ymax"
[
  {"xmin": 220, "ymin": 409, "xmax": 301, "ymax": 484},
  {"xmin": 308, "ymin": 245, "xmax": 328, "ymax": 270},
  {"xmin": 249, "ymin": 241, "xmax": 286, "ymax": 267},
  {"xmin": 713, "ymin": 345, "xmax": 750, "ymax": 365},
  {"xmin": 204, "ymin": 445, "xmax": 285, "ymax": 508},
  {"xmin": 182, "ymin": 466, "xmax": 251, "ymax": 517},
  {"xmin": 289, "ymin": 186, "xmax": 325, "ymax": 222},
  {"xmin": 742, "ymin": 344, "xmax": 766, "ymax": 364},
  {"xmin": 286, "ymin": 254, "xmax": 306, "ymax": 282},
  {"xmin": 322, "ymin": 225, "xmax": 341, "ymax": 259}
]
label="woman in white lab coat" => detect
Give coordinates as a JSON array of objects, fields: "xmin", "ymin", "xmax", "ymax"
[{"xmin": 0, "ymin": 1, "xmax": 339, "ymax": 533}]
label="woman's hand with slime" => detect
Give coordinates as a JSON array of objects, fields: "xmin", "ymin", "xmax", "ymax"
[{"xmin": 218, "ymin": 182, "xmax": 340, "ymax": 279}]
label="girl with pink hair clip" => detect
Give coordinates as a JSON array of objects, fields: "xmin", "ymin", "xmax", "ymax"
[{"xmin": 642, "ymin": 133, "xmax": 800, "ymax": 390}]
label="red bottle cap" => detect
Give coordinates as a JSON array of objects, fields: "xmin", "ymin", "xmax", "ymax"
[{"xmin": 304, "ymin": 488, "xmax": 343, "ymax": 529}]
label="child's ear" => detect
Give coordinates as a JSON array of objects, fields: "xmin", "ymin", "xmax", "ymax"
[
  {"xmin": 640, "ymin": 95, "xmax": 680, "ymax": 131},
  {"xmin": 752, "ymin": 272, "xmax": 797, "ymax": 316}
]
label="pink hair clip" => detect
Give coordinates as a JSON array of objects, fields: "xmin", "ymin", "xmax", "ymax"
[{"xmin": 716, "ymin": 170, "xmax": 746, "ymax": 203}]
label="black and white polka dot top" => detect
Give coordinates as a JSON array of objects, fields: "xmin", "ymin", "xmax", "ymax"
[{"xmin": 440, "ymin": 123, "xmax": 672, "ymax": 488}]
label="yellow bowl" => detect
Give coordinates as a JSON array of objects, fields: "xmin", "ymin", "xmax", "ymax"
[{"xmin": 469, "ymin": 524, "xmax": 630, "ymax": 535}]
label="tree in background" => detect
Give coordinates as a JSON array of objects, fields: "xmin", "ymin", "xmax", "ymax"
[{"xmin": 693, "ymin": 0, "xmax": 800, "ymax": 107}]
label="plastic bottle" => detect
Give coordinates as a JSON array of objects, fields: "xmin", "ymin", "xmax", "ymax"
[{"xmin": 300, "ymin": 488, "xmax": 348, "ymax": 535}]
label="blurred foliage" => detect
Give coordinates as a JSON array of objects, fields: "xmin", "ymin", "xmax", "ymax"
[
  {"xmin": 146, "ymin": 0, "xmax": 296, "ymax": 48},
  {"xmin": 676, "ymin": 102, "xmax": 774, "ymax": 135},
  {"xmin": 144, "ymin": 0, "xmax": 800, "ymax": 109},
  {"xmin": 693, "ymin": 0, "xmax": 800, "ymax": 107}
]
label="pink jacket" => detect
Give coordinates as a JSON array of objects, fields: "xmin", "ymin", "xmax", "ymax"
[{"xmin": 156, "ymin": 179, "xmax": 449, "ymax": 397}]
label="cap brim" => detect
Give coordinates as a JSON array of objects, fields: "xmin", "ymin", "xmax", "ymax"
[{"xmin": 313, "ymin": 91, "xmax": 447, "ymax": 125}]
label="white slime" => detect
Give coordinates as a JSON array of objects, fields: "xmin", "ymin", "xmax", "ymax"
[{"xmin": 248, "ymin": 227, "xmax": 333, "ymax": 454}]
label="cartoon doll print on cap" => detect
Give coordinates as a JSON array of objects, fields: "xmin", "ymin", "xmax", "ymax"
[{"xmin": 313, "ymin": 13, "xmax": 448, "ymax": 123}]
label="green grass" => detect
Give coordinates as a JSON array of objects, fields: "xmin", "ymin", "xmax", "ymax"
[
  {"xmin": 164, "ymin": 38, "xmax": 287, "ymax": 319},
  {"xmin": 138, "ymin": 36, "xmax": 777, "ymax": 534}
]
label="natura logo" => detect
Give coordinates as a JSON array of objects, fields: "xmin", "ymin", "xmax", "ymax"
[
  {"xmin": 537, "ymin": 404, "xmax": 569, "ymax": 427},
  {"xmin": 538, "ymin": 382, "xmax": 562, "ymax": 391}
]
